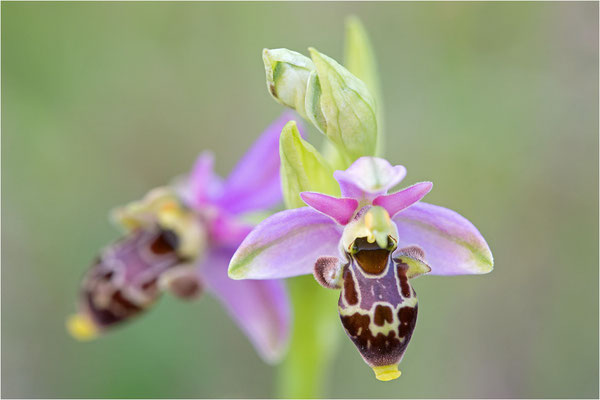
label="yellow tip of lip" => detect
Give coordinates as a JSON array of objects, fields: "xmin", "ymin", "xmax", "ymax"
[
  {"xmin": 66, "ymin": 314, "xmax": 98, "ymax": 341},
  {"xmin": 373, "ymin": 365, "xmax": 401, "ymax": 381}
]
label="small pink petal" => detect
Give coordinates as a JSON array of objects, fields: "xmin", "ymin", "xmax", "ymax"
[
  {"xmin": 373, "ymin": 182, "xmax": 433, "ymax": 217},
  {"xmin": 333, "ymin": 157, "xmax": 407, "ymax": 201},
  {"xmin": 300, "ymin": 192, "xmax": 358, "ymax": 225}
]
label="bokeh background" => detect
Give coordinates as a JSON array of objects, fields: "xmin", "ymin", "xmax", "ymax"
[{"xmin": 2, "ymin": 2, "xmax": 598, "ymax": 398}]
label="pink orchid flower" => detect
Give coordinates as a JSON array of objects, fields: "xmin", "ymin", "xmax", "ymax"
[
  {"xmin": 229, "ymin": 156, "xmax": 493, "ymax": 378},
  {"xmin": 68, "ymin": 113, "xmax": 300, "ymax": 363}
]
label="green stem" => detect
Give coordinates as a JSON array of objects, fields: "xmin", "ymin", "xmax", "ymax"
[{"xmin": 276, "ymin": 275, "xmax": 341, "ymax": 398}]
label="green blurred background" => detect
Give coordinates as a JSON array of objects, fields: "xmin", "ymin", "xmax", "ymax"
[{"xmin": 2, "ymin": 2, "xmax": 598, "ymax": 398}]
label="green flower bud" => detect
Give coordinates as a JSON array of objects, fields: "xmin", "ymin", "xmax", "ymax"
[
  {"xmin": 308, "ymin": 47, "xmax": 378, "ymax": 163},
  {"xmin": 304, "ymin": 70, "xmax": 327, "ymax": 133},
  {"xmin": 279, "ymin": 121, "xmax": 339, "ymax": 209},
  {"xmin": 263, "ymin": 48, "xmax": 314, "ymax": 118},
  {"xmin": 263, "ymin": 42, "xmax": 380, "ymax": 166}
]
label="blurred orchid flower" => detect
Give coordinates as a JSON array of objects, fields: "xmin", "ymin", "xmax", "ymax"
[
  {"xmin": 67, "ymin": 113, "xmax": 298, "ymax": 363},
  {"xmin": 229, "ymin": 156, "xmax": 493, "ymax": 378}
]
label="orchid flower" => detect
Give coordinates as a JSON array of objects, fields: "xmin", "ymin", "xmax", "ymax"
[
  {"xmin": 229, "ymin": 156, "xmax": 493, "ymax": 379},
  {"xmin": 67, "ymin": 113, "xmax": 298, "ymax": 363}
]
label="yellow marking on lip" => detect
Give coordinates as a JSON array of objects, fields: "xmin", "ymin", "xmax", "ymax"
[
  {"xmin": 160, "ymin": 201, "xmax": 178, "ymax": 213},
  {"xmin": 66, "ymin": 314, "xmax": 98, "ymax": 341},
  {"xmin": 372, "ymin": 364, "xmax": 401, "ymax": 381},
  {"xmin": 364, "ymin": 207, "xmax": 393, "ymax": 248}
]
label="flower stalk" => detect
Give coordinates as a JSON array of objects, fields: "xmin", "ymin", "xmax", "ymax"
[{"xmin": 276, "ymin": 276, "xmax": 340, "ymax": 398}]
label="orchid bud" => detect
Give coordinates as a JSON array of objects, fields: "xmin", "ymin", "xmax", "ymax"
[
  {"xmin": 308, "ymin": 48, "xmax": 378, "ymax": 163},
  {"xmin": 263, "ymin": 47, "xmax": 379, "ymax": 165},
  {"xmin": 263, "ymin": 48, "xmax": 315, "ymax": 118},
  {"xmin": 304, "ymin": 69, "xmax": 327, "ymax": 133}
]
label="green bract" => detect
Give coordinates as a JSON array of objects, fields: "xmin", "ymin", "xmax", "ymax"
[
  {"xmin": 279, "ymin": 121, "xmax": 339, "ymax": 209},
  {"xmin": 344, "ymin": 16, "xmax": 384, "ymax": 156}
]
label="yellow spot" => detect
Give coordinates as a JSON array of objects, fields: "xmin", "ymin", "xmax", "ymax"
[
  {"xmin": 66, "ymin": 314, "xmax": 98, "ymax": 341},
  {"xmin": 372, "ymin": 364, "xmax": 401, "ymax": 381},
  {"xmin": 119, "ymin": 216, "xmax": 140, "ymax": 231},
  {"xmin": 160, "ymin": 201, "xmax": 178, "ymax": 213},
  {"xmin": 158, "ymin": 201, "xmax": 181, "ymax": 221},
  {"xmin": 364, "ymin": 207, "xmax": 393, "ymax": 248},
  {"xmin": 365, "ymin": 210, "xmax": 374, "ymax": 230}
]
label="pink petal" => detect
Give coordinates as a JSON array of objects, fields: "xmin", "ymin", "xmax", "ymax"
[
  {"xmin": 333, "ymin": 157, "xmax": 406, "ymax": 201},
  {"xmin": 202, "ymin": 248, "xmax": 291, "ymax": 363},
  {"xmin": 217, "ymin": 111, "xmax": 302, "ymax": 214},
  {"xmin": 373, "ymin": 182, "xmax": 433, "ymax": 217},
  {"xmin": 393, "ymin": 202, "xmax": 493, "ymax": 275},
  {"xmin": 228, "ymin": 207, "xmax": 342, "ymax": 280},
  {"xmin": 208, "ymin": 210, "xmax": 254, "ymax": 248},
  {"xmin": 300, "ymin": 192, "xmax": 358, "ymax": 225},
  {"xmin": 180, "ymin": 152, "xmax": 224, "ymax": 209}
]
